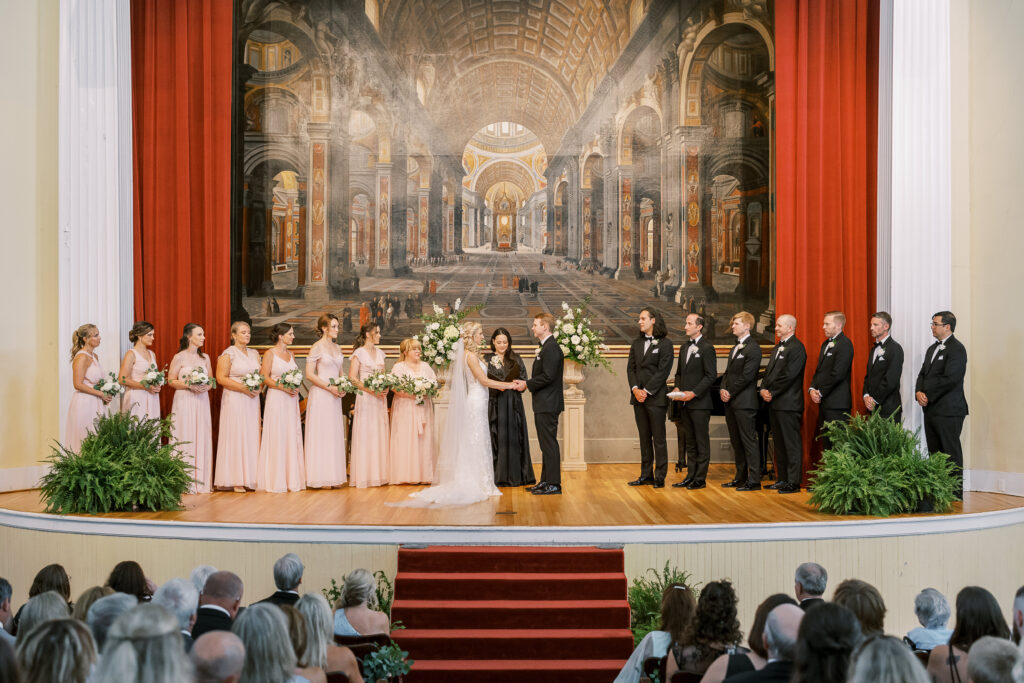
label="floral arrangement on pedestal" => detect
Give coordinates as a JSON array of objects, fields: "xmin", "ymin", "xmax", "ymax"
[
  {"xmin": 415, "ymin": 298, "xmax": 482, "ymax": 369},
  {"xmin": 551, "ymin": 297, "xmax": 612, "ymax": 371}
]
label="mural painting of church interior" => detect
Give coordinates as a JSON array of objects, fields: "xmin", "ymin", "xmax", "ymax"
[{"xmin": 232, "ymin": 0, "xmax": 775, "ymax": 346}]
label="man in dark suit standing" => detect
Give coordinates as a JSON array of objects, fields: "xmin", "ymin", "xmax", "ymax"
[
  {"xmin": 191, "ymin": 571, "xmax": 244, "ymax": 640},
  {"xmin": 862, "ymin": 311, "xmax": 904, "ymax": 421},
  {"xmin": 759, "ymin": 314, "xmax": 807, "ymax": 493},
  {"xmin": 255, "ymin": 553, "xmax": 303, "ymax": 607},
  {"xmin": 721, "ymin": 311, "xmax": 764, "ymax": 490},
  {"xmin": 808, "ymin": 311, "xmax": 854, "ymax": 450},
  {"xmin": 626, "ymin": 308, "xmax": 674, "ymax": 488},
  {"xmin": 669, "ymin": 313, "xmax": 717, "ymax": 489},
  {"xmin": 515, "ymin": 312, "xmax": 565, "ymax": 495},
  {"xmin": 916, "ymin": 310, "xmax": 968, "ymax": 494}
]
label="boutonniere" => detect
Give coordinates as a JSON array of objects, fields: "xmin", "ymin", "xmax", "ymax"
[
  {"xmin": 490, "ymin": 356, "xmax": 503, "ymax": 369},
  {"xmin": 828, "ymin": 341, "xmax": 835, "ymax": 349},
  {"xmin": 534, "ymin": 347, "xmax": 542, "ymax": 359},
  {"xmin": 938, "ymin": 343, "xmax": 946, "ymax": 352},
  {"xmin": 876, "ymin": 349, "xmax": 885, "ymax": 359}
]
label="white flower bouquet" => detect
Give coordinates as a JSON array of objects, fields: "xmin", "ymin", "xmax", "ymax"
[
  {"xmin": 94, "ymin": 372, "xmax": 125, "ymax": 398},
  {"xmin": 277, "ymin": 368, "xmax": 304, "ymax": 391},
  {"xmin": 415, "ymin": 297, "xmax": 482, "ymax": 369},
  {"xmin": 241, "ymin": 371, "xmax": 264, "ymax": 393},
  {"xmin": 328, "ymin": 375, "xmax": 360, "ymax": 394},
  {"xmin": 552, "ymin": 296, "xmax": 612, "ymax": 370},
  {"xmin": 364, "ymin": 371, "xmax": 399, "ymax": 395},
  {"xmin": 396, "ymin": 375, "xmax": 440, "ymax": 404},
  {"xmin": 140, "ymin": 364, "xmax": 166, "ymax": 389},
  {"xmin": 183, "ymin": 366, "xmax": 216, "ymax": 388}
]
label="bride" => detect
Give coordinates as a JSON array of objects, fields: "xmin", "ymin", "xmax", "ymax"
[{"xmin": 406, "ymin": 322, "xmax": 517, "ymax": 506}]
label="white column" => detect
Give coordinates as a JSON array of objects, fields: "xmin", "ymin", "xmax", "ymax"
[{"xmin": 58, "ymin": 0, "xmax": 134, "ymax": 431}]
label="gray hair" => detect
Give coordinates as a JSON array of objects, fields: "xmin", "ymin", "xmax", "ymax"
[
  {"xmin": 19, "ymin": 591, "xmax": 71, "ymax": 637},
  {"xmin": 967, "ymin": 636, "xmax": 1021, "ymax": 683},
  {"xmin": 763, "ymin": 605, "xmax": 800, "ymax": 660},
  {"xmin": 778, "ymin": 314, "xmax": 797, "ymax": 329},
  {"xmin": 0, "ymin": 578, "xmax": 11, "ymax": 605},
  {"xmin": 295, "ymin": 593, "xmax": 332, "ymax": 669},
  {"xmin": 190, "ymin": 565, "xmax": 218, "ymax": 594},
  {"xmin": 87, "ymin": 592, "xmax": 138, "ymax": 650},
  {"xmin": 93, "ymin": 604, "xmax": 192, "ymax": 683},
  {"xmin": 15, "ymin": 618, "xmax": 96, "ymax": 683},
  {"xmin": 914, "ymin": 588, "xmax": 952, "ymax": 630},
  {"xmin": 191, "ymin": 631, "xmax": 245, "ymax": 683},
  {"xmin": 152, "ymin": 578, "xmax": 199, "ymax": 631},
  {"xmin": 340, "ymin": 568, "xmax": 378, "ymax": 609},
  {"xmin": 232, "ymin": 603, "xmax": 296, "ymax": 683},
  {"xmin": 847, "ymin": 634, "xmax": 930, "ymax": 683},
  {"xmin": 795, "ymin": 562, "xmax": 828, "ymax": 597},
  {"xmin": 273, "ymin": 553, "xmax": 304, "ymax": 591}
]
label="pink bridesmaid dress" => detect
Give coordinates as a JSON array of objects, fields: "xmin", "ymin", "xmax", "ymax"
[
  {"xmin": 214, "ymin": 346, "xmax": 261, "ymax": 489},
  {"xmin": 122, "ymin": 348, "xmax": 161, "ymax": 420},
  {"xmin": 349, "ymin": 346, "xmax": 389, "ymax": 488},
  {"xmin": 64, "ymin": 350, "xmax": 105, "ymax": 451},
  {"xmin": 303, "ymin": 344, "xmax": 347, "ymax": 488},
  {"xmin": 389, "ymin": 360, "xmax": 436, "ymax": 484},
  {"xmin": 256, "ymin": 352, "xmax": 306, "ymax": 492},
  {"xmin": 170, "ymin": 356, "xmax": 214, "ymax": 493}
]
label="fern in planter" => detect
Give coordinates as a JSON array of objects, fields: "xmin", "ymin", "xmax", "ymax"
[{"xmin": 628, "ymin": 561, "xmax": 698, "ymax": 646}]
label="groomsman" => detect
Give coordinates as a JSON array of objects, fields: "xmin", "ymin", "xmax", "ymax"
[
  {"xmin": 721, "ymin": 311, "xmax": 764, "ymax": 491},
  {"xmin": 915, "ymin": 311, "xmax": 968, "ymax": 494},
  {"xmin": 862, "ymin": 311, "xmax": 904, "ymax": 421},
  {"xmin": 626, "ymin": 308, "xmax": 675, "ymax": 488},
  {"xmin": 669, "ymin": 313, "xmax": 717, "ymax": 489},
  {"xmin": 759, "ymin": 314, "xmax": 807, "ymax": 493},
  {"xmin": 808, "ymin": 311, "xmax": 854, "ymax": 450}
]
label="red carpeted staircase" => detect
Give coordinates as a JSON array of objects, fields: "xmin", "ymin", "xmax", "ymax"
[{"xmin": 391, "ymin": 546, "xmax": 634, "ymax": 682}]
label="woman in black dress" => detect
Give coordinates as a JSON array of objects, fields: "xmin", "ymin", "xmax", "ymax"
[{"xmin": 485, "ymin": 328, "xmax": 535, "ymax": 487}]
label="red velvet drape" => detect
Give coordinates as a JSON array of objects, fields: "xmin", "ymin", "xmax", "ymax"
[
  {"xmin": 131, "ymin": 0, "xmax": 233, "ymax": 423},
  {"xmin": 775, "ymin": 0, "xmax": 879, "ymax": 481}
]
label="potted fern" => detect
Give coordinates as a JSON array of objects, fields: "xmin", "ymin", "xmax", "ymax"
[{"xmin": 628, "ymin": 561, "xmax": 699, "ymax": 646}]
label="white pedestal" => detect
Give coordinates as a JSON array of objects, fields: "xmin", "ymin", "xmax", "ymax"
[
  {"xmin": 562, "ymin": 392, "xmax": 588, "ymax": 471},
  {"xmin": 433, "ymin": 390, "xmax": 449, "ymax": 462}
]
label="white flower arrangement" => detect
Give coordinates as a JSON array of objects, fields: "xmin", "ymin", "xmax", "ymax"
[
  {"xmin": 140, "ymin": 364, "xmax": 166, "ymax": 389},
  {"xmin": 396, "ymin": 375, "xmax": 440, "ymax": 405},
  {"xmin": 551, "ymin": 296, "xmax": 612, "ymax": 369},
  {"xmin": 241, "ymin": 371, "xmax": 264, "ymax": 393},
  {"xmin": 94, "ymin": 372, "xmax": 125, "ymax": 398},
  {"xmin": 415, "ymin": 298, "xmax": 482, "ymax": 368},
  {"xmin": 328, "ymin": 375, "xmax": 360, "ymax": 394},
  {"xmin": 490, "ymin": 355, "xmax": 504, "ymax": 369},
  {"xmin": 364, "ymin": 371, "xmax": 400, "ymax": 394},
  {"xmin": 277, "ymin": 368, "xmax": 304, "ymax": 391},
  {"xmin": 184, "ymin": 366, "xmax": 216, "ymax": 388}
]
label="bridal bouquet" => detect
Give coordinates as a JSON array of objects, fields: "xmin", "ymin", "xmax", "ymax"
[
  {"xmin": 183, "ymin": 366, "xmax": 216, "ymax": 388},
  {"xmin": 241, "ymin": 371, "xmax": 264, "ymax": 393},
  {"xmin": 364, "ymin": 371, "xmax": 399, "ymax": 395},
  {"xmin": 416, "ymin": 298, "xmax": 482, "ymax": 368},
  {"xmin": 277, "ymin": 368, "xmax": 304, "ymax": 391},
  {"xmin": 552, "ymin": 296, "xmax": 612, "ymax": 370},
  {"xmin": 139, "ymin": 364, "xmax": 167, "ymax": 389},
  {"xmin": 397, "ymin": 375, "xmax": 440, "ymax": 405},
  {"xmin": 328, "ymin": 375, "xmax": 360, "ymax": 395},
  {"xmin": 94, "ymin": 372, "xmax": 125, "ymax": 399}
]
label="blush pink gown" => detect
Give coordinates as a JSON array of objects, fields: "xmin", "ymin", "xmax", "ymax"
[
  {"xmin": 122, "ymin": 348, "xmax": 161, "ymax": 420},
  {"xmin": 256, "ymin": 352, "xmax": 306, "ymax": 492},
  {"xmin": 64, "ymin": 350, "xmax": 105, "ymax": 451},
  {"xmin": 170, "ymin": 355, "xmax": 214, "ymax": 493},
  {"xmin": 389, "ymin": 360, "xmax": 436, "ymax": 484},
  {"xmin": 349, "ymin": 346, "xmax": 389, "ymax": 488},
  {"xmin": 303, "ymin": 343, "xmax": 347, "ymax": 488},
  {"xmin": 214, "ymin": 346, "xmax": 261, "ymax": 489}
]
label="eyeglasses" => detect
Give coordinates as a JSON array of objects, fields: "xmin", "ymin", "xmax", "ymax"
[{"xmin": 930, "ymin": 321, "xmax": 948, "ymax": 327}]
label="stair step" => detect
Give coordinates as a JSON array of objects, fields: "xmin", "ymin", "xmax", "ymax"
[
  {"xmin": 399, "ymin": 628, "xmax": 636, "ymax": 660},
  {"xmin": 408, "ymin": 659, "xmax": 625, "ymax": 683},
  {"xmin": 391, "ymin": 598, "xmax": 630, "ymax": 629},
  {"xmin": 394, "ymin": 572, "xmax": 627, "ymax": 600},
  {"xmin": 398, "ymin": 545, "xmax": 624, "ymax": 573}
]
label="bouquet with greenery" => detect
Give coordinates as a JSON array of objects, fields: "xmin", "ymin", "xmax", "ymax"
[
  {"xmin": 364, "ymin": 371, "xmax": 400, "ymax": 395},
  {"xmin": 241, "ymin": 371, "xmax": 264, "ymax": 393},
  {"xmin": 396, "ymin": 375, "xmax": 440, "ymax": 405},
  {"xmin": 551, "ymin": 296, "xmax": 611, "ymax": 369},
  {"xmin": 139, "ymin": 364, "xmax": 167, "ymax": 389},
  {"xmin": 416, "ymin": 298, "xmax": 482, "ymax": 368},
  {"xmin": 183, "ymin": 366, "xmax": 216, "ymax": 388},
  {"xmin": 277, "ymin": 368, "xmax": 304, "ymax": 391},
  {"xmin": 328, "ymin": 375, "xmax": 360, "ymax": 394},
  {"xmin": 94, "ymin": 372, "xmax": 125, "ymax": 399}
]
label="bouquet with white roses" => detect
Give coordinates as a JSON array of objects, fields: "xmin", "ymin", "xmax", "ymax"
[
  {"xmin": 328, "ymin": 375, "xmax": 360, "ymax": 395},
  {"xmin": 364, "ymin": 371, "xmax": 400, "ymax": 395},
  {"xmin": 415, "ymin": 298, "xmax": 483, "ymax": 368},
  {"xmin": 139, "ymin": 364, "xmax": 167, "ymax": 389},
  {"xmin": 94, "ymin": 372, "xmax": 125, "ymax": 399},
  {"xmin": 183, "ymin": 366, "xmax": 216, "ymax": 388},
  {"xmin": 277, "ymin": 368, "xmax": 304, "ymax": 391},
  {"xmin": 241, "ymin": 371, "xmax": 264, "ymax": 394},
  {"xmin": 396, "ymin": 375, "xmax": 440, "ymax": 405},
  {"xmin": 551, "ymin": 296, "xmax": 612, "ymax": 370}
]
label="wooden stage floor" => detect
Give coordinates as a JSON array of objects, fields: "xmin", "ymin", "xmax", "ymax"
[{"xmin": 1, "ymin": 464, "xmax": 1019, "ymax": 528}]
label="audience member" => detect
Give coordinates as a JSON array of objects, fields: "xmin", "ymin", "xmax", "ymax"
[
  {"xmin": 193, "ymin": 571, "xmax": 244, "ymax": 640},
  {"xmin": 907, "ymin": 587, "xmax": 953, "ymax": 650},
  {"xmin": 190, "ymin": 565, "xmax": 218, "ymax": 595},
  {"xmin": 152, "ymin": 578, "xmax": 199, "ymax": 652},
  {"xmin": 334, "ymin": 569, "xmax": 389, "ymax": 636},
  {"xmin": 282, "ymin": 605, "xmax": 325, "ymax": 683},
  {"xmin": 0, "ymin": 637, "xmax": 19, "ymax": 683},
  {"xmin": 720, "ymin": 603, "xmax": 804, "ymax": 682},
  {"xmin": 71, "ymin": 586, "xmax": 114, "ymax": 622},
  {"xmin": 615, "ymin": 582, "xmax": 696, "ymax": 683},
  {"xmin": 0, "ymin": 579, "xmax": 13, "ymax": 645},
  {"xmin": 11, "ymin": 564, "xmax": 71, "ymax": 635},
  {"xmin": 257, "ymin": 553, "xmax": 304, "ymax": 607},
  {"xmin": 191, "ymin": 631, "xmax": 245, "ymax": 683},
  {"xmin": 18, "ymin": 591, "xmax": 71, "ymax": 638},
  {"xmin": 15, "ymin": 618, "xmax": 95, "ymax": 683},
  {"xmin": 967, "ymin": 636, "xmax": 1021, "ymax": 683},
  {"xmin": 666, "ymin": 580, "xmax": 746, "ymax": 678},
  {"xmin": 232, "ymin": 603, "xmax": 303, "ymax": 683},
  {"xmin": 832, "ymin": 578, "xmax": 886, "ymax": 636},
  {"xmin": 847, "ymin": 633, "xmax": 930, "ymax": 683},
  {"xmin": 928, "ymin": 586, "xmax": 1011, "ymax": 683},
  {"xmin": 792, "ymin": 602, "xmax": 862, "ymax": 683},
  {"xmin": 794, "ymin": 562, "xmax": 827, "ymax": 611},
  {"xmin": 105, "ymin": 560, "xmax": 152, "ymax": 602},
  {"xmin": 295, "ymin": 593, "xmax": 363, "ymax": 683},
  {"xmin": 93, "ymin": 603, "xmax": 192, "ymax": 682},
  {"xmin": 1012, "ymin": 585, "xmax": 1024, "ymax": 645},
  {"xmin": 87, "ymin": 592, "xmax": 138, "ymax": 651},
  {"xmin": 701, "ymin": 593, "xmax": 798, "ymax": 682}
]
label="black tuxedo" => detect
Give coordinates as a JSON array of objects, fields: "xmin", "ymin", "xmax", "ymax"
[
  {"xmin": 526, "ymin": 335, "xmax": 565, "ymax": 486},
  {"xmin": 760, "ymin": 336, "xmax": 807, "ymax": 485},
  {"xmin": 862, "ymin": 336, "xmax": 904, "ymax": 420},
  {"xmin": 810, "ymin": 332, "xmax": 854, "ymax": 448},
  {"xmin": 670, "ymin": 336, "xmax": 717, "ymax": 481},
  {"xmin": 256, "ymin": 590, "xmax": 299, "ymax": 607},
  {"xmin": 722, "ymin": 336, "xmax": 763, "ymax": 484},
  {"xmin": 915, "ymin": 335, "xmax": 968, "ymax": 475},
  {"xmin": 627, "ymin": 335, "xmax": 674, "ymax": 482},
  {"xmin": 799, "ymin": 597, "xmax": 825, "ymax": 612},
  {"xmin": 724, "ymin": 659, "xmax": 794, "ymax": 682},
  {"xmin": 191, "ymin": 606, "xmax": 233, "ymax": 639}
]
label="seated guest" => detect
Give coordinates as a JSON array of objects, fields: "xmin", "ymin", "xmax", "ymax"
[
  {"xmin": 191, "ymin": 631, "xmax": 245, "ymax": 683},
  {"xmin": 847, "ymin": 633, "xmax": 930, "ymax": 683},
  {"xmin": 257, "ymin": 553, "xmax": 303, "ymax": 607},
  {"xmin": 719, "ymin": 604, "xmax": 804, "ymax": 682},
  {"xmin": 0, "ymin": 639, "xmax": 15, "ymax": 681},
  {"xmin": 701, "ymin": 593, "xmax": 798, "ymax": 682},
  {"xmin": 93, "ymin": 604, "xmax": 192, "ymax": 682},
  {"xmin": 18, "ymin": 591, "xmax": 71, "ymax": 638},
  {"xmin": 615, "ymin": 582, "xmax": 696, "ymax": 683},
  {"xmin": 906, "ymin": 587, "xmax": 953, "ymax": 650},
  {"xmin": 15, "ymin": 618, "xmax": 96, "ymax": 683},
  {"xmin": 282, "ymin": 605, "xmax": 326, "ymax": 683},
  {"xmin": 193, "ymin": 571, "xmax": 244, "ymax": 640},
  {"xmin": 794, "ymin": 562, "xmax": 827, "ymax": 611},
  {"xmin": 11, "ymin": 563, "xmax": 71, "ymax": 635},
  {"xmin": 152, "ymin": 578, "xmax": 200, "ymax": 652},
  {"xmin": 232, "ymin": 603, "xmax": 306, "ymax": 683},
  {"xmin": 296, "ymin": 593, "xmax": 364, "ymax": 683},
  {"xmin": 832, "ymin": 578, "xmax": 886, "ymax": 636},
  {"xmin": 792, "ymin": 602, "xmax": 862, "ymax": 683},
  {"xmin": 0, "ymin": 578, "xmax": 13, "ymax": 645},
  {"xmin": 334, "ymin": 569, "xmax": 389, "ymax": 636},
  {"xmin": 1012, "ymin": 585, "xmax": 1024, "ymax": 645},
  {"xmin": 106, "ymin": 560, "xmax": 152, "ymax": 602},
  {"xmin": 928, "ymin": 586, "xmax": 1010, "ymax": 683},
  {"xmin": 87, "ymin": 592, "xmax": 138, "ymax": 651},
  {"xmin": 190, "ymin": 565, "xmax": 218, "ymax": 594},
  {"xmin": 967, "ymin": 636, "xmax": 1021, "ymax": 683},
  {"xmin": 666, "ymin": 580, "xmax": 746, "ymax": 678},
  {"xmin": 71, "ymin": 586, "xmax": 114, "ymax": 622}
]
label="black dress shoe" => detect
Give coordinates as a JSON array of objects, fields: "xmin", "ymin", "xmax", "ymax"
[
  {"xmin": 767, "ymin": 481, "xmax": 788, "ymax": 490},
  {"xmin": 671, "ymin": 480, "xmax": 689, "ymax": 488},
  {"xmin": 736, "ymin": 482, "xmax": 762, "ymax": 491},
  {"xmin": 721, "ymin": 479, "xmax": 742, "ymax": 488},
  {"xmin": 532, "ymin": 483, "xmax": 562, "ymax": 495},
  {"xmin": 526, "ymin": 481, "xmax": 547, "ymax": 492},
  {"xmin": 652, "ymin": 480, "xmax": 665, "ymax": 489},
  {"xmin": 681, "ymin": 476, "xmax": 695, "ymax": 486},
  {"xmin": 628, "ymin": 477, "xmax": 655, "ymax": 486},
  {"xmin": 778, "ymin": 484, "xmax": 801, "ymax": 494},
  {"xmin": 686, "ymin": 480, "xmax": 706, "ymax": 490}
]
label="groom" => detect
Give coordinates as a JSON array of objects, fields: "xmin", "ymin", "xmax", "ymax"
[{"xmin": 513, "ymin": 312, "xmax": 564, "ymax": 495}]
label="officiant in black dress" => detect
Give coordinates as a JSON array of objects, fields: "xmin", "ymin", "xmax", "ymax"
[{"xmin": 485, "ymin": 328, "xmax": 535, "ymax": 487}]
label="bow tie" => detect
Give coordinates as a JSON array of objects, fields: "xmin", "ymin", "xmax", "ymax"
[
  {"xmin": 688, "ymin": 339, "xmax": 697, "ymax": 346},
  {"xmin": 875, "ymin": 341, "xmax": 883, "ymax": 347},
  {"xmin": 644, "ymin": 335, "xmax": 653, "ymax": 341}
]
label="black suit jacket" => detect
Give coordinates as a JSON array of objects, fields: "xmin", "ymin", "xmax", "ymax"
[
  {"xmin": 191, "ymin": 606, "xmax": 233, "ymax": 639},
  {"xmin": 810, "ymin": 332, "xmax": 854, "ymax": 410},
  {"xmin": 672, "ymin": 336, "xmax": 717, "ymax": 411},
  {"xmin": 724, "ymin": 659, "xmax": 793, "ymax": 683},
  {"xmin": 760, "ymin": 336, "xmax": 807, "ymax": 412},
  {"xmin": 626, "ymin": 336, "xmax": 674, "ymax": 407},
  {"xmin": 721, "ymin": 337, "xmax": 763, "ymax": 411},
  {"xmin": 915, "ymin": 335, "xmax": 968, "ymax": 417},
  {"xmin": 256, "ymin": 590, "xmax": 299, "ymax": 607},
  {"xmin": 863, "ymin": 336, "xmax": 904, "ymax": 416},
  {"xmin": 527, "ymin": 336, "xmax": 564, "ymax": 414}
]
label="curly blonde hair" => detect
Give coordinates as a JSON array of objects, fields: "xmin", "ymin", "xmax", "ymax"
[{"xmin": 461, "ymin": 321, "xmax": 483, "ymax": 356}]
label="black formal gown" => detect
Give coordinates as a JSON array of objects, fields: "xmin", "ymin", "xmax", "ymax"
[{"xmin": 485, "ymin": 353, "xmax": 535, "ymax": 487}]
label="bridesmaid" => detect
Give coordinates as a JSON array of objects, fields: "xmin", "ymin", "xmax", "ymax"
[
  {"xmin": 118, "ymin": 321, "xmax": 161, "ymax": 419},
  {"xmin": 168, "ymin": 323, "xmax": 213, "ymax": 493},
  {"xmin": 348, "ymin": 322, "xmax": 389, "ymax": 488},
  {"xmin": 65, "ymin": 324, "xmax": 110, "ymax": 451},
  {"xmin": 486, "ymin": 328, "xmax": 535, "ymax": 487},
  {"xmin": 257, "ymin": 323, "xmax": 306, "ymax": 492},
  {"xmin": 214, "ymin": 321, "xmax": 261, "ymax": 492},
  {"xmin": 304, "ymin": 313, "xmax": 347, "ymax": 489},
  {"xmin": 389, "ymin": 338, "xmax": 437, "ymax": 484}
]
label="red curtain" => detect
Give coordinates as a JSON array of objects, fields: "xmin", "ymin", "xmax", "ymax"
[
  {"xmin": 131, "ymin": 0, "xmax": 233, "ymax": 421},
  {"xmin": 775, "ymin": 0, "xmax": 879, "ymax": 480}
]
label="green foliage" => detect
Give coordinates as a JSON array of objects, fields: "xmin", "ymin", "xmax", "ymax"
[
  {"xmin": 321, "ymin": 578, "xmax": 342, "ymax": 607},
  {"xmin": 360, "ymin": 640, "xmax": 413, "ymax": 681},
  {"xmin": 809, "ymin": 412, "xmax": 957, "ymax": 516},
  {"xmin": 627, "ymin": 561, "xmax": 698, "ymax": 646},
  {"xmin": 40, "ymin": 412, "xmax": 193, "ymax": 514},
  {"xmin": 374, "ymin": 570, "xmax": 395, "ymax": 617}
]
